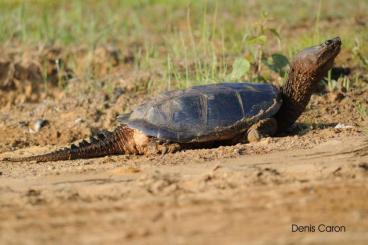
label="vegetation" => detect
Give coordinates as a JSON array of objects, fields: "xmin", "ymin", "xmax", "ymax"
[{"xmin": 0, "ymin": 0, "xmax": 367, "ymax": 94}]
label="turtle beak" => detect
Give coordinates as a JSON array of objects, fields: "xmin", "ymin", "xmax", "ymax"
[
  {"xmin": 323, "ymin": 37, "xmax": 341, "ymax": 52},
  {"xmin": 317, "ymin": 37, "xmax": 341, "ymax": 66}
]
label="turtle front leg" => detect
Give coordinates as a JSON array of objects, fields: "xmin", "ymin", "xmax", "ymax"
[{"xmin": 247, "ymin": 118, "xmax": 278, "ymax": 143}]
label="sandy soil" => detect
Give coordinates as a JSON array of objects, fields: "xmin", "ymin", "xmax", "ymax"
[
  {"xmin": 0, "ymin": 48, "xmax": 368, "ymax": 244},
  {"xmin": 0, "ymin": 134, "xmax": 367, "ymax": 245}
]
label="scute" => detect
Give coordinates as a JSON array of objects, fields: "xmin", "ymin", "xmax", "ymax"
[
  {"xmin": 206, "ymin": 91, "xmax": 243, "ymax": 128},
  {"xmin": 118, "ymin": 82, "xmax": 282, "ymax": 143}
]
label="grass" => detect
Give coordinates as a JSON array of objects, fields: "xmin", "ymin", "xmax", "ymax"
[
  {"xmin": 357, "ymin": 103, "xmax": 368, "ymax": 134},
  {"xmin": 357, "ymin": 104, "xmax": 368, "ymax": 120},
  {"xmin": 0, "ymin": 0, "xmax": 367, "ymax": 94}
]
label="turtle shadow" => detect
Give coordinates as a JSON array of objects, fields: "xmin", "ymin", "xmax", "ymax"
[
  {"xmin": 278, "ymin": 122, "xmax": 338, "ymax": 137},
  {"xmin": 182, "ymin": 122, "xmax": 338, "ymax": 151},
  {"xmin": 330, "ymin": 66, "xmax": 351, "ymax": 80},
  {"xmin": 315, "ymin": 66, "xmax": 351, "ymax": 93}
]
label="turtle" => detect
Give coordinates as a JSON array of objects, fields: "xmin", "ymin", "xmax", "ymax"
[{"xmin": 3, "ymin": 37, "xmax": 341, "ymax": 162}]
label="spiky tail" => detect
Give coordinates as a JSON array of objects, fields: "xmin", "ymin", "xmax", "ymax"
[{"xmin": 2, "ymin": 125, "xmax": 135, "ymax": 162}]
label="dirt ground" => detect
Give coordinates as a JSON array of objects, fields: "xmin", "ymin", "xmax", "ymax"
[
  {"xmin": 1, "ymin": 134, "xmax": 368, "ymax": 245},
  {"xmin": 0, "ymin": 47, "xmax": 368, "ymax": 244}
]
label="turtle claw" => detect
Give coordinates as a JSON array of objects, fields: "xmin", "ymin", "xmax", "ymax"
[{"xmin": 247, "ymin": 128, "xmax": 262, "ymax": 143}]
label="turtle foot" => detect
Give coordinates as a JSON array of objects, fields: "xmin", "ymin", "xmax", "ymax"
[{"xmin": 247, "ymin": 118, "xmax": 278, "ymax": 143}]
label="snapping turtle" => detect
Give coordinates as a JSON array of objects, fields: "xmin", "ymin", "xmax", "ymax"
[
  {"xmin": 117, "ymin": 82, "xmax": 281, "ymax": 143},
  {"xmin": 3, "ymin": 37, "xmax": 341, "ymax": 162}
]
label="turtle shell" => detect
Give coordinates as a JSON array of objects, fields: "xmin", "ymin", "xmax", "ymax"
[{"xmin": 118, "ymin": 82, "xmax": 282, "ymax": 143}]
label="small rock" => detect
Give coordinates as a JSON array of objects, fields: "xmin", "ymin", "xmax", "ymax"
[
  {"xmin": 74, "ymin": 117, "xmax": 84, "ymax": 124},
  {"xmin": 334, "ymin": 123, "xmax": 354, "ymax": 129},
  {"xmin": 328, "ymin": 92, "xmax": 345, "ymax": 102},
  {"xmin": 30, "ymin": 119, "xmax": 49, "ymax": 133}
]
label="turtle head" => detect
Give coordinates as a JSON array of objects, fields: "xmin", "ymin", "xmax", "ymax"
[
  {"xmin": 290, "ymin": 37, "xmax": 341, "ymax": 82},
  {"xmin": 275, "ymin": 37, "xmax": 341, "ymax": 132}
]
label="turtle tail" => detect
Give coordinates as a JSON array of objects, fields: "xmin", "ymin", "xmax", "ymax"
[{"xmin": 2, "ymin": 125, "xmax": 135, "ymax": 162}]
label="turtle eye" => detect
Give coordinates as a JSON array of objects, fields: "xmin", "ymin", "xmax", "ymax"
[{"xmin": 324, "ymin": 39, "xmax": 333, "ymax": 46}]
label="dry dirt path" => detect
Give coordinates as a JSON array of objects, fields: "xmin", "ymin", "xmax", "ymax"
[{"xmin": 0, "ymin": 135, "xmax": 368, "ymax": 244}]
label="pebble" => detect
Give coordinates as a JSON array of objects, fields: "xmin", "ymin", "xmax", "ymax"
[
  {"xmin": 30, "ymin": 119, "xmax": 49, "ymax": 133},
  {"xmin": 334, "ymin": 123, "xmax": 354, "ymax": 129},
  {"xmin": 328, "ymin": 92, "xmax": 345, "ymax": 102},
  {"xmin": 74, "ymin": 117, "xmax": 84, "ymax": 124}
]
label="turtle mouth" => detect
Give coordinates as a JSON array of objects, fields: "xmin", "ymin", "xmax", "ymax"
[
  {"xmin": 317, "ymin": 37, "xmax": 341, "ymax": 66},
  {"xmin": 323, "ymin": 37, "xmax": 341, "ymax": 50}
]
